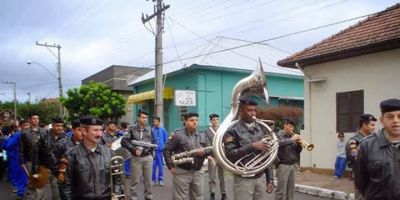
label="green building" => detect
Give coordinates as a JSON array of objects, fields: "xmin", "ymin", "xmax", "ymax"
[{"xmin": 127, "ymin": 37, "xmax": 303, "ymax": 131}]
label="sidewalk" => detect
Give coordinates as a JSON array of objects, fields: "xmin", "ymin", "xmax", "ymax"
[{"xmin": 294, "ymin": 170, "xmax": 355, "ymax": 200}]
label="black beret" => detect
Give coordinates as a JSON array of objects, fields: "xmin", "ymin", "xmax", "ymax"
[
  {"xmin": 284, "ymin": 117, "xmax": 296, "ymax": 126},
  {"xmin": 239, "ymin": 96, "xmax": 258, "ymax": 106},
  {"xmin": 71, "ymin": 119, "xmax": 80, "ymax": 129},
  {"xmin": 209, "ymin": 113, "xmax": 219, "ymax": 120},
  {"xmin": 52, "ymin": 117, "xmax": 64, "ymax": 124},
  {"xmin": 359, "ymin": 114, "xmax": 377, "ymax": 122},
  {"xmin": 184, "ymin": 112, "xmax": 199, "ymax": 120},
  {"xmin": 380, "ymin": 98, "xmax": 400, "ymax": 113},
  {"xmin": 80, "ymin": 115, "xmax": 104, "ymax": 126}
]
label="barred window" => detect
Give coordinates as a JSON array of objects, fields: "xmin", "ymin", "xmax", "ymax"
[{"xmin": 336, "ymin": 90, "xmax": 364, "ymax": 132}]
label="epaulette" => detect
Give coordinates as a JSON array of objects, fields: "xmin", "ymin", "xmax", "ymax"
[{"xmin": 359, "ymin": 133, "xmax": 376, "ymax": 144}]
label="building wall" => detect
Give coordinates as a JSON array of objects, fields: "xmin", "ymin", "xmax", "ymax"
[
  {"xmin": 132, "ymin": 67, "xmax": 304, "ymax": 132},
  {"xmin": 301, "ymin": 48, "xmax": 400, "ymax": 170}
]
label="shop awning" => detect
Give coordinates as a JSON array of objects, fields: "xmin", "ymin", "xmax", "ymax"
[{"xmin": 127, "ymin": 87, "xmax": 174, "ymax": 104}]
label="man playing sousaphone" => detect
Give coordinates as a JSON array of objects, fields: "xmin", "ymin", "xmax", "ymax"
[
  {"xmin": 275, "ymin": 118, "xmax": 302, "ymax": 200},
  {"xmin": 223, "ymin": 96, "xmax": 273, "ymax": 200}
]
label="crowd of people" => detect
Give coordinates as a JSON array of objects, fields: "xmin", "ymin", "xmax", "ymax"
[{"xmin": 0, "ymin": 97, "xmax": 398, "ymax": 200}]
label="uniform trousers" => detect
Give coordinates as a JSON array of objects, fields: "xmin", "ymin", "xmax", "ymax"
[
  {"xmin": 152, "ymin": 151, "xmax": 164, "ymax": 182},
  {"xmin": 275, "ymin": 164, "xmax": 296, "ymax": 200},
  {"xmin": 172, "ymin": 167, "xmax": 204, "ymax": 200},
  {"xmin": 208, "ymin": 158, "xmax": 226, "ymax": 194},
  {"xmin": 232, "ymin": 174, "xmax": 266, "ymax": 200},
  {"xmin": 130, "ymin": 155, "xmax": 153, "ymax": 200}
]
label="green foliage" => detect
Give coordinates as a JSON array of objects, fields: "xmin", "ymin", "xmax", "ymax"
[
  {"xmin": 60, "ymin": 81, "xmax": 126, "ymax": 121},
  {"xmin": 0, "ymin": 99, "xmax": 60, "ymax": 124},
  {"xmin": 258, "ymin": 105, "xmax": 304, "ymax": 132}
]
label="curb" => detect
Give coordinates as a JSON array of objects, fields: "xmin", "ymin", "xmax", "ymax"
[{"xmin": 295, "ymin": 184, "xmax": 355, "ymax": 200}]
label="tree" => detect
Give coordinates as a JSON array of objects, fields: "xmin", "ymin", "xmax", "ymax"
[
  {"xmin": 0, "ymin": 99, "xmax": 60, "ymax": 125},
  {"xmin": 61, "ymin": 81, "xmax": 126, "ymax": 121}
]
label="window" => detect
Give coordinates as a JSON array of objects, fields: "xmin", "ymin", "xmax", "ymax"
[
  {"xmin": 180, "ymin": 106, "xmax": 188, "ymax": 122},
  {"xmin": 336, "ymin": 90, "xmax": 364, "ymax": 132}
]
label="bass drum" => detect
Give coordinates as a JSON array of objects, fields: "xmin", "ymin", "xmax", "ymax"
[{"xmin": 111, "ymin": 137, "xmax": 131, "ymax": 160}]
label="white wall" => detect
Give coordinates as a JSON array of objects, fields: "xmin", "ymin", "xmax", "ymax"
[{"xmin": 301, "ymin": 48, "xmax": 400, "ymax": 169}]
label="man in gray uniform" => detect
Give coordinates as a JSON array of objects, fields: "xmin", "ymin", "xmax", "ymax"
[
  {"xmin": 62, "ymin": 115, "xmax": 121, "ymax": 200},
  {"xmin": 121, "ymin": 111, "xmax": 155, "ymax": 200},
  {"xmin": 224, "ymin": 97, "xmax": 271, "ymax": 200},
  {"xmin": 355, "ymin": 98, "xmax": 400, "ymax": 200},
  {"xmin": 163, "ymin": 112, "xmax": 212, "ymax": 200},
  {"xmin": 204, "ymin": 113, "xmax": 226, "ymax": 200},
  {"xmin": 346, "ymin": 114, "xmax": 377, "ymax": 200},
  {"xmin": 275, "ymin": 118, "xmax": 302, "ymax": 200}
]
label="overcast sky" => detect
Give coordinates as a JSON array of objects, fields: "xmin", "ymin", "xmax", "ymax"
[{"xmin": 0, "ymin": 0, "xmax": 398, "ymax": 102}]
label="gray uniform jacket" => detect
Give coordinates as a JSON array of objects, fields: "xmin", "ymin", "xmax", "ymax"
[
  {"xmin": 121, "ymin": 124, "xmax": 155, "ymax": 157},
  {"xmin": 346, "ymin": 131, "xmax": 365, "ymax": 168},
  {"xmin": 62, "ymin": 143, "xmax": 114, "ymax": 200},
  {"xmin": 204, "ymin": 127, "xmax": 217, "ymax": 145},
  {"xmin": 276, "ymin": 130, "xmax": 302, "ymax": 165},
  {"xmin": 35, "ymin": 130, "xmax": 67, "ymax": 170},
  {"xmin": 355, "ymin": 129, "xmax": 400, "ymax": 200},
  {"xmin": 223, "ymin": 120, "xmax": 269, "ymax": 178},
  {"xmin": 100, "ymin": 132, "xmax": 118, "ymax": 146},
  {"xmin": 19, "ymin": 127, "xmax": 46, "ymax": 166},
  {"xmin": 163, "ymin": 128, "xmax": 212, "ymax": 171},
  {"xmin": 49, "ymin": 137, "xmax": 79, "ymax": 177}
]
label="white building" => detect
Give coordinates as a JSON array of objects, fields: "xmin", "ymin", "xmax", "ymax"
[{"xmin": 278, "ymin": 4, "xmax": 400, "ymax": 173}]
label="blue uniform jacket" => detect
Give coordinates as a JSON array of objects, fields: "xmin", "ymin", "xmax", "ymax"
[
  {"xmin": 2, "ymin": 131, "xmax": 28, "ymax": 189},
  {"xmin": 152, "ymin": 127, "xmax": 167, "ymax": 151}
]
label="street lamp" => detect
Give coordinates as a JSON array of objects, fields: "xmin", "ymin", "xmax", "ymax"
[{"xmin": 26, "ymin": 60, "xmax": 63, "ymax": 117}]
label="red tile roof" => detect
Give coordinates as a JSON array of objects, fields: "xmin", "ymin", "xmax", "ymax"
[{"xmin": 278, "ymin": 3, "xmax": 400, "ymax": 68}]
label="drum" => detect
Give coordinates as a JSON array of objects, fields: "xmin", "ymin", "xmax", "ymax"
[{"xmin": 111, "ymin": 137, "xmax": 131, "ymax": 160}]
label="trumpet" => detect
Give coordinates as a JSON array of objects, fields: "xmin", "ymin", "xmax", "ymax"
[
  {"xmin": 172, "ymin": 146, "xmax": 213, "ymax": 165},
  {"xmin": 289, "ymin": 131, "xmax": 314, "ymax": 151}
]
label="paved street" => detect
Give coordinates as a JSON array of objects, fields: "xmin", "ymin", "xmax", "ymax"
[{"xmin": 0, "ymin": 167, "xmax": 331, "ymax": 200}]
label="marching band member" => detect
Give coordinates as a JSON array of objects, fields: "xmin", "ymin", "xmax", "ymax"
[
  {"xmin": 355, "ymin": 99, "xmax": 400, "ymax": 200},
  {"xmin": 224, "ymin": 96, "xmax": 270, "ymax": 200},
  {"xmin": 204, "ymin": 113, "xmax": 226, "ymax": 200},
  {"xmin": 163, "ymin": 112, "xmax": 212, "ymax": 200},
  {"xmin": 121, "ymin": 110, "xmax": 155, "ymax": 200}
]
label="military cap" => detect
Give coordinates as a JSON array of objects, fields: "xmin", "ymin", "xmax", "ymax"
[
  {"xmin": 359, "ymin": 114, "xmax": 377, "ymax": 122},
  {"xmin": 239, "ymin": 95, "xmax": 258, "ymax": 106},
  {"xmin": 71, "ymin": 119, "xmax": 80, "ymax": 129},
  {"xmin": 80, "ymin": 115, "xmax": 104, "ymax": 126},
  {"xmin": 284, "ymin": 117, "xmax": 296, "ymax": 126},
  {"xmin": 380, "ymin": 98, "xmax": 400, "ymax": 113},
  {"xmin": 184, "ymin": 112, "xmax": 199, "ymax": 120},
  {"xmin": 52, "ymin": 117, "xmax": 64, "ymax": 124},
  {"xmin": 209, "ymin": 113, "xmax": 219, "ymax": 121}
]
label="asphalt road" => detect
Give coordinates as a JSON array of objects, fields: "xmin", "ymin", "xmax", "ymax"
[{"xmin": 0, "ymin": 167, "xmax": 331, "ymax": 200}]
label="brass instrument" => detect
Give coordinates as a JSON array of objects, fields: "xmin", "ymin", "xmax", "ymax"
[
  {"xmin": 111, "ymin": 138, "xmax": 131, "ymax": 160},
  {"xmin": 212, "ymin": 60, "xmax": 279, "ymax": 177},
  {"xmin": 110, "ymin": 156, "xmax": 127, "ymax": 200},
  {"xmin": 29, "ymin": 165, "xmax": 49, "ymax": 189},
  {"xmin": 57, "ymin": 155, "xmax": 68, "ymax": 183},
  {"xmin": 131, "ymin": 140, "xmax": 158, "ymax": 148},
  {"xmin": 289, "ymin": 131, "xmax": 314, "ymax": 151},
  {"xmin": 172, "ymin": 146, "xmax": 213, "ymax": 165}
]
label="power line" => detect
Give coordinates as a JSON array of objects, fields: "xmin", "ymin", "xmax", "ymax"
[{"xmin": 151, "ymin": 13, "xmax": 372, "ymax": 67}]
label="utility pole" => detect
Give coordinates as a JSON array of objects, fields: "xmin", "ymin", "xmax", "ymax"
[
  {"xmin": 142, "ymin": 0, "xmax": 169, "ymax": 125},
  {"xmin": 2, "ymin": 81, "xmax": 17, "ymax": 123},
  {"xmin": 35, "ymin": 41, "xmax": 63, "ymax": 117}
]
